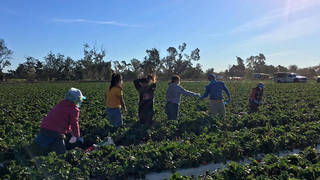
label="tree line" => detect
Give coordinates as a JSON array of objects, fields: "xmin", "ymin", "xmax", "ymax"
[
  {"xmin": 225, "ymin": 54, "xmax": 320, "ymax": 78},
  {"xmin": 0, "ymin": 39, "xmax": 319, "ymax": 82}
]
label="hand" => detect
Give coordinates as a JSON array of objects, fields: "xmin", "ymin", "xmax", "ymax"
[
  {"xmin": 77, "ymin": 137, "xmax": 84, "ymax": 144},
  {"xmin": 69, "ymin": 136, "xmax": 77, "ymax": 144},
  {"xmin": 123, "ymin": 106, "xmax": 127, "ymax": 113},
  {"xmin": 196, "ymin": 93, "xmax": 201, "ymax": 98}
]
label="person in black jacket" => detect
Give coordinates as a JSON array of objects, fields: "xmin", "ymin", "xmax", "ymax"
[{"xmin": 134, "ymin": 74, "xmax": 157, "ymax": 125}]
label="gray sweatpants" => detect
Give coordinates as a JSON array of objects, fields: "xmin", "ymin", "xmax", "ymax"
[{"xmin": 210, "ymin": 100, "xmax": 226, "ymax": 117}]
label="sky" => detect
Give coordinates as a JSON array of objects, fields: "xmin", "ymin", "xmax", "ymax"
[{"xmin": 1, "ymin": 0, "xmax": 320, "ymax": 72}]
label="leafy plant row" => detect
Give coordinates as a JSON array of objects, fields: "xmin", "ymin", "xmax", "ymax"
[
  {"xmin": 169, "ymin": 147, "xmax": 320, "ymax": 180},
  {"xmin": 1, "ymin": 81, "xmax": 320, "ymax": 179},
  {"xmin": 1, "ymin": 117, "xmax": 320, "ymax": 179}
]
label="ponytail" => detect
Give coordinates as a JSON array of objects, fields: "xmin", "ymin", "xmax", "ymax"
[{"xmin": 109, "ymin": 73, "xmax": 122, "ymax": 90}]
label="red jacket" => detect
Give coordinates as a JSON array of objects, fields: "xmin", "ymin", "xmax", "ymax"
[
  {"xmin": 41, "ymin": 100, "xmax": 80, "ymax": 137},
  {"xmin": 250, "ymin": 87, "xmax": 263, "ymax": 103}
]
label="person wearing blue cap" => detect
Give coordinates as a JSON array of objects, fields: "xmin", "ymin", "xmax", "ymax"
[
  {"xmin": 200, "ymin": 74, "xmax": 231, "ymax": 117},
  {"xmin": 249, "ymin": 82, "xmax": 264, "ymax": 112},
  {"xmin": 35, "ymin": 87, "xmax": 85, "ymax": 154}
]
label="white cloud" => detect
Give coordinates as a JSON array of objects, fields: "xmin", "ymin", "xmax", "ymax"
[
  {"xmin": 52, "ymin": 18, "xmax": 141, "ymax": 27},
  {"xmin": 204, "ymin": 0, "xmax": 320, "ymax": 38},
  {"xmin": 242, "ymin": 15, "xmax": 320, "ymax": 46},
  {"xmin": 230, "ymin": 0, "xmax": 320, "ymax": 34}
]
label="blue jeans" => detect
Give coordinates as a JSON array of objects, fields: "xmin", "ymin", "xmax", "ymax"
[
  {"xmin": 106, "ymin": 108, "xmax": 123, "ymax": 127},
  {"xmin": 165, "ymin": 102, "xmax": 179, "ymax": 120}
]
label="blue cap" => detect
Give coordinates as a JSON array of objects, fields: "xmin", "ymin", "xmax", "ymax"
[
  {"xmin": 208, "ymin": 74, "xmax": 216, "ymax": 79},
  {"xmin": 258, "ymin": 83, "xmax": 264, "ymax": 88}
]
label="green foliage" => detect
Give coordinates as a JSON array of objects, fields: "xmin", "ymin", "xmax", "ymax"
[
  {"xmin": 175, "ymin": 148, "xmax": 320, "ymax": 180},
  {"xmin": 1, "ymin": 81, "xmax": 320, "ymax": 179}
]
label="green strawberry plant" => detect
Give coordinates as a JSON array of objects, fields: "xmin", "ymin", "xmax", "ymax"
[{"xmin": 1, "ymin": 81, "xmax": 320, "ymax": 179}]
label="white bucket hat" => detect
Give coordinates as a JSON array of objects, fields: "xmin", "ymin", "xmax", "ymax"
[{"xmin": 65, "ymin": 88, "xmax": 86, "ymax": 107}]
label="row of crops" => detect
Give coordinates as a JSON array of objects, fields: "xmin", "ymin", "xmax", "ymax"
[
  {"xmin": 169, "ymin": 147, "xmax": 320, "ymax": 179},
  {"xmin": 1, "ymin": 81, "xmax": 320, "ymax": 179}
]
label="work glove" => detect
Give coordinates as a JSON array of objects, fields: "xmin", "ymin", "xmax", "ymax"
[
  {"xmin": 69, "ymin": 136, "xmax": 84, "ymax": 144},
  {"xmin": 69, "ymin": 136, "xmax": 77, "ymax": 144}
]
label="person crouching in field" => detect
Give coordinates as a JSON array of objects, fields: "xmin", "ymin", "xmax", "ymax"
[
  {"xmin": 249, "ymin": 82, "xmax": 264, "ymax": 113},
  {"xmin": 35, "ymin": 88, "xmax": 85, "ymax": 154},
  {"xmin": 166, "ymin": 75, "xmax": 200, "ymax": 120},
  {"xmin": 200, "ymin": 74, "xmax": 231, "ymax": 117},
  {"xmin": 106, "ymin": 73, "xmax": 127, "ymax": 128},
  {"xmin": 134, "ymin": 74, "xmax": 157, "ymax": 125}
]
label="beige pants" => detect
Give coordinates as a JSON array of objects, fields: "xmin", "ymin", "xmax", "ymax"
[{"xmin": 210, "ymin": 100, "xmax": 226, "ymax": 117}]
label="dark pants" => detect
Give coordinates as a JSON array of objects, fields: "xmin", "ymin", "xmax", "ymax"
[
  {"xmin": 139, "ymin": 101, "xmax": 154, "ymax": 125},
  {"xmin": 249, "ymin": 102, "xmax": 259, "ymax": 113},
  {"xmin": 165, "ymin": 102, "xmax": 179, "ymax": 120},
  {"xmin": 49, "ymin": 138, "xmax": 66, "ymax": 154},
  {"xmin": 35, "ymin": 128, "xmax": 66, "ymax": 154}
]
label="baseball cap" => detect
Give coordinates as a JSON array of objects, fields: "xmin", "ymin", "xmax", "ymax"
[
  {"xmin": 208, "ymin": 74, "xmax": 216, "ymax": 79},
  {"xmin": 258, "ymin": 83, "xmax": 264, "ymax": 88}
]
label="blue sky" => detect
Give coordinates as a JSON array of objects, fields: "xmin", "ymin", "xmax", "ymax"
[{"xmin": 1, "ymin": 0, "xmax": 320, "ymax": 72}]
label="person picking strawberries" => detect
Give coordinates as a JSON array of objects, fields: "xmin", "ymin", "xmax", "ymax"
[
  {"xmin": 249, "ymin": 82, "xmax": 264, "ymax": 113},
  {"xmin": 35, "ymin": 88, "xmax": 85, "ymax": 154}
]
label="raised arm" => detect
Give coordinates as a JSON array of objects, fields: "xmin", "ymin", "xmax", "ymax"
[
  {"xmin": 150, "ymin": 83, "xmax": 156, "ymax": 92},
  {"xmin": 133, "ymin": 79, "xmax": 141, "ymax": 91}
]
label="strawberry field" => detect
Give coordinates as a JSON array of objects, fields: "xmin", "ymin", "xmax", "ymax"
[{"xmin": 1, "ymin": 81, "xmax": 320, "ymax": 179}]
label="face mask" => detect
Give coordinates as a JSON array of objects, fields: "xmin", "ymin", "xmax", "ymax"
[{"xmin": 77, "ymin": 96, "xmax": 86, "ymax": 108}]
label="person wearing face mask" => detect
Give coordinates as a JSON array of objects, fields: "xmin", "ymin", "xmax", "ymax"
[
  {"xmin": 165, "ymin": 75, "xmax": 200, "ymax": 120},
  {"xmin": 35, "ymin": 88, "xmax": 85, "ymax": 154},
  {"xmin": 249, "ymin": 82, "xmax": 264, "ymax": 113}
]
